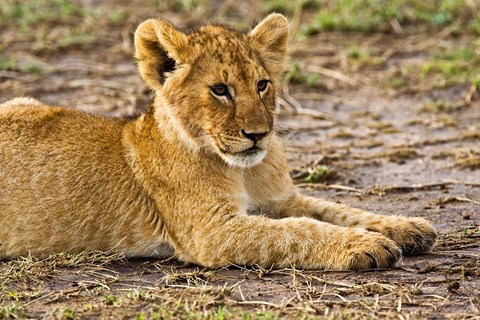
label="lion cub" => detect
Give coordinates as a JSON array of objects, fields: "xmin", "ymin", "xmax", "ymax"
[{"xmin": 0, "ymin": 14, "xmax": 436, "ymax": 270}]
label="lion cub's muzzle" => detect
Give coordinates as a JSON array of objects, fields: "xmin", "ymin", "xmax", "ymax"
[{"xmin": 216, "ymin": 129, "xmax": 271, "ymax": 167}]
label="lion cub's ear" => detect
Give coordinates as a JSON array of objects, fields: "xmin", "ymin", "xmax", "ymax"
[
  {"xmin": 249, "ymin": 13, "xmax": 289, "ymax": 82},
  {"xmin": 134, "ymin": 19, "xmax": 190, "ymax": 90}
]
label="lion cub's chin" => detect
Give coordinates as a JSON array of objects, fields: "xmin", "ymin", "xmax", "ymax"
[{"xmin": 220, "ymin": 149, "xmax": 268, "ymax": 168}]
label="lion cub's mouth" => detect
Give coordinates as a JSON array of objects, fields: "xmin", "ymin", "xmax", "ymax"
[
  {"xmin": 217, "ymin": 144, "xmax": 267, "ymax": 167},
  {"xmin": 219, "ymin": 145, "xmax": 262, "ymax": 156},
  {"xmin": 238, "ymin": 145, "xmax": 261, "ymax": 156}
]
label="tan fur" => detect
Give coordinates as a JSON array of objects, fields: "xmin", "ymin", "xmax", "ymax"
[{"xmin": 0, "ymin": 14, "xmax": 436, "ymax": 270}]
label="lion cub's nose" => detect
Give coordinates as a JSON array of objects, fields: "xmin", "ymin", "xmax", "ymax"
[{"xmin": 241, "ymin": 129, "xmax": 269, "ymax": 142}]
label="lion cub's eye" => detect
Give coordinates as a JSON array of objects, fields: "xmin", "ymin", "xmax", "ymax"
[
  {"xmin": 257, "ymin": 80, "xmax": 269, "ymax": 93},
  {"xmin": 210, "ymin": 83, "xmax": 230, "ymax": 97}
]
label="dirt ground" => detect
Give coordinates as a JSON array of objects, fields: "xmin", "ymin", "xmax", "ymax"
[{"xmin": 1, "ymin": 1, "xmax": 479, "ymax": 319}]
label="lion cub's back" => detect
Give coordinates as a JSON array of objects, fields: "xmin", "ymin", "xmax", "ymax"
[
  {"xmin": 0, "ymin": 99, "xmax": 145, "ymax": 257},
  {"xmin": 0, "ymin": 100, "xmax": 127, "ymax": 169}
]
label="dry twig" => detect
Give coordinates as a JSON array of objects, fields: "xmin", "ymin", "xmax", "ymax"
[{"xmin": 303, "ymin": 64, "xmax": 358, "ymax": 86}]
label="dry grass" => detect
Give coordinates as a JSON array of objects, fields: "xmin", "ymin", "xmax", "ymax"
[{"xmin": 2, "ymin": 253, "xmax": 479, "ymax": 319}]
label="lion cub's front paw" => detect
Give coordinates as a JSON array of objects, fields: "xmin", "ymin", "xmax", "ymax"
[
  {"xmin": 339, "ymin": 231, "xmax": 401, "ymax": 271},
  {"xmin": 385, "ymin": 217, "xmax": 437, "ymax": 255}
]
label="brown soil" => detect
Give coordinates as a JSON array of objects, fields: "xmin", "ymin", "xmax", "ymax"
[{"xmin": 1, "ymin": 2, "xmax": 479, "ymax": 319}]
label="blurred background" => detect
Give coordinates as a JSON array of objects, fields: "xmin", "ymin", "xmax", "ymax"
[{"xmin": 1, "ymin": 0, "xmax": 479, "ymax": 114}]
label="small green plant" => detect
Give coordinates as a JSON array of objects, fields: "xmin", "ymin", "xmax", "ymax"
[
  {"xmin": 19, "ymin": 60, "xmax": 42, "ymax": 75},
  {"xmin": 304, "ymin": 165, "xmax": 330, "ymax": 183},
  {"xmin": 215, "ymin": 306, "xmax": 227, "ymax": 320},
  {"xmin": 108, "ymin": 9, "xmax": 125, "ymax": 24},
  {"xmin": 6, "ymin": 291, "xmax": 20, "ymax": 301},
  {"xmin": 125, "ymin": 288, "xmax": 155, "ymax": 301},
  {"xmin": 306, "ymin": 73, "xmax": 319, "ymax": 86},
  {"xmin": 470, "ymin": 16, "xmax": 480, "ymax": 34},
  {"xmin": 249, "ymin": 311, "xmax": 280, "ymax": 320},
  {"xmin": 343, "ymin": 45, "xmax": 385, "ymax": 70},
  {"xmin": 457, "ymin": 226, "xmax": 480, "ymax": 237},
  {"xmin": 148, "ymin": 306, "xmax": 173, "ymax": 320},
  {"xmin": 63, "ymin": 307, "xmax": 75, "ymax": 320},
  {"xmin": 4, "ymin": 291, "xmax": 42, "ymax": 301},
  {"xmin": 472, "ymin": 78, "xmax": 480, "ymax": 89},
  {"xmin": 103, "ymin": 294, "xmax": 121, "ymax": 306},
  {"xmin": 0, "ymin": 55, "xmax": 15, "ymax": 71},
  {"xmin": 390, "ymin": 77, "xmax": 407, "ymax": 88},
  {"xmin": 285, "ymin": 62, "xmax": 321, "ymax": 87},
  {"xmin": 0, "ymin": 303, "xmax": 22, "ymax": 319},
  {"xmin": 285, "ymin": 62, "xmax": 305, "ymax": 83}
]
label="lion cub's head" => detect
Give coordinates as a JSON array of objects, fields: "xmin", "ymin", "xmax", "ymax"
[{"xmin": 134, "ymin": 14, "xmax": 289, "ymax": 167}]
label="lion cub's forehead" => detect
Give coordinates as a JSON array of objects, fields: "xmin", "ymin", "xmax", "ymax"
[
  {"xmin": 187, "ymin": 26, "xmax": 266, "ymax": 81},
  {"xmin": 189, "ymin": 26, "xmax": 256, "ymax": 62}
]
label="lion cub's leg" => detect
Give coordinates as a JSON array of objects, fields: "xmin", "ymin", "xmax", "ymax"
[
  {"xmin": 273, "ymin": 194, "xmax": 437, "ymax": 255},
  {"xmin": 179, "ymin": 215, "xmax": 400, "ymax": 270},
  {"xmin": 245, "ymin": 138, "xmax": 436, "ymax": 256}
]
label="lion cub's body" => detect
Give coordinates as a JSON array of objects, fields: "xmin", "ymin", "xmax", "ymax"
[
  {"xmin": 0, "ymin": 15, "xmax": 436, "ymax": 270},
  {"xmin": 0, "ymin": 103, "xmax": 171, "ymax": 257}
]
